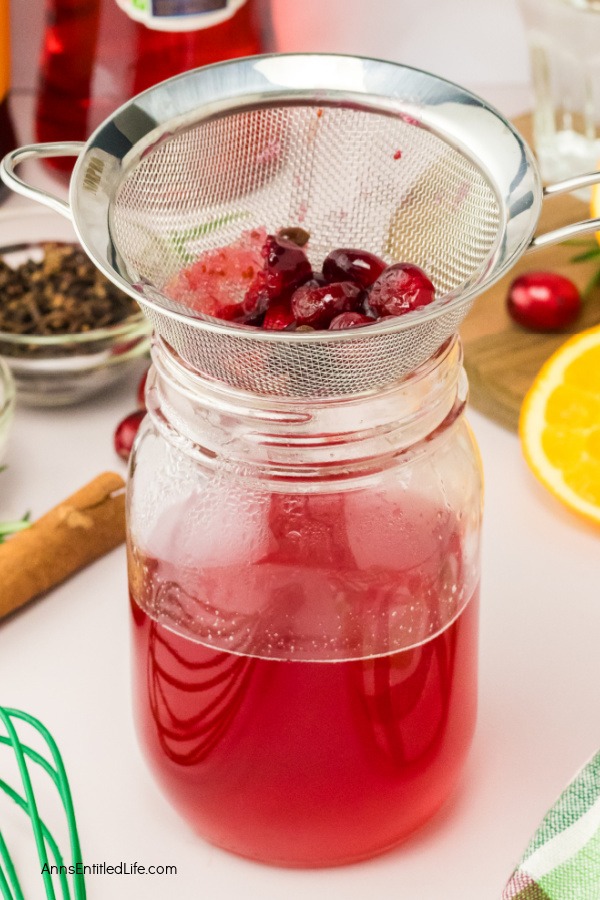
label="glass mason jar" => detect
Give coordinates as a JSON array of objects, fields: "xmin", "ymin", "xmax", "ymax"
[{"xmin": 127, "ymin": 333, "xmax": 483, "ymax": 867}]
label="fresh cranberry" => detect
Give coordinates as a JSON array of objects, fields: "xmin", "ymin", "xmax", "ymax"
[
  {"xmin": 263, "ymin": 299, "xmax": 295, "ymax": 330},
  {"xmin": 291, "ymin": 281, "xmax": 362, "ymax": 328},
  {"xmin": 368, "ymin": 263, "xmax": 436, "ymax": 316},
  {"xmin": 362, "ymin": 296, "xmax": 377, "ymax": 319},
  {"xmin": 263, "ymin": 232, "xmax": 312, "ymax": 292},
  {"xmin": 217, "ymin": 301, "xmax": 253, "ymax": 321},
  {"xmin": 242, "ymin": 268, "xmax": 271, "ymax": 317},
  {"xmin": 322, "ymin": 248, "xmax": 387, "ymax": 288},
  {"xmin": 244, "ymin": 233, "xmax": 312, "ymax": 316},
  {"xmin": 137, "ymin": 369, "xmax": 149, "ymax": 408},
  {"xmin": 328, "ymin": 312, "xmax": 375, "ymax": 329},
  {"xmin": 506, "ymin": 271, "xmax": 581, "ymax": 331},
  {"xmin": 114, "ymin": 409, "xmax": 146, "ymax": 462}
]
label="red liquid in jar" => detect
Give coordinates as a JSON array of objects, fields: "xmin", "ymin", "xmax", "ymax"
[{"xmin": 130, "ymin": 492, "xmax": 479, "ymax": 866}]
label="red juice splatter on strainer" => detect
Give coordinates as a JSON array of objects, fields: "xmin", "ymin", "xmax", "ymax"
[{"xmin": 129, "ymin": 491, "xmax": 478, "ymax": 866}]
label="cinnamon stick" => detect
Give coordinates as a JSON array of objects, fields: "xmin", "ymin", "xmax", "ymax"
[{"xmin": 0, "ymin": 472, "xmax": 126, "ymax": 619}]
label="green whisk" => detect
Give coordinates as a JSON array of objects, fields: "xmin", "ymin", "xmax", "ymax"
[{"xmin": 0, "ymin": 708, "xmax": 86, "ymax": 900}]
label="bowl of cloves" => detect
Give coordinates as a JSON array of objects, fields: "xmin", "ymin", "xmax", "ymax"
[{"xmin": 0, "ymin": 209, "xmax": 151, "ymax": 406}]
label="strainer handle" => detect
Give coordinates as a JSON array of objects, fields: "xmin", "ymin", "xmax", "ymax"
[
  {"xmin": 530, "ymin": 171, "xmax": 600, "ymax": 250},
  {"xmin": 0, "ymin": 142, "xmax": 84, "ymax": 220}
]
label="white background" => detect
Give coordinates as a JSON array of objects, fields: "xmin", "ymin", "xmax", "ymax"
[{"xmin": 2, "ymin": 2, "xmax": 600, "ymax": 900}]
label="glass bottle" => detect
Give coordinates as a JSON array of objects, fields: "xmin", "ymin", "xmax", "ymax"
[
  {"xmin": 0, "ymin": 0, "xmax": 16, "ymax": 203},
  {"xmin": 127, "ymin": 333, "xmax": 483, "ymax": 866},
  {"xmin": 34, "ymin": 0, "xmax": 272, "ymax": 179}
]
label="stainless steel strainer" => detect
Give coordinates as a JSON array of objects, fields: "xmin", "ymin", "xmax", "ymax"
[{"xmin": 4, "ymin": 53, "xmax": 600, "ymax": 397}]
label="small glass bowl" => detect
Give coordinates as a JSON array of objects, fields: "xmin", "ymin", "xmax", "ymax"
[
  {"xmin": 0, "ymin": 317, "xmax": 151, "ymax": 407},
  {"xmin": 0, "ymin": 357, "xmax": 15, "ymax": 463},
  {"xmin": 0, "ymin": 208, "xmax": 151, "ymax": 406}
]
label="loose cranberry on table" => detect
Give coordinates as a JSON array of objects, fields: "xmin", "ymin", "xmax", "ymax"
[
  {"xmin": 137, "ymin": 369, "xmax": 149, "ymax": 408},
  {"xmin": 114, "ymin": 409, "xmax": 146, "ymax": 462},
  {"xmin": 506, "ymin": 271, "xmax": 581, "ymax": 331},
  {"xmin": 368, "ymin": 263, "xmax": 436, "ymax": 317}
]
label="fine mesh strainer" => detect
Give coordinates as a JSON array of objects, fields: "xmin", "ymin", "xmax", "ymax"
[{"xmin": 4, "ymin": 53, "xmax": 600, "ymax": 397}]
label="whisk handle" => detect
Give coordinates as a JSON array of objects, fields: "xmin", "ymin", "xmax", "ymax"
[
  {"xmin": 0, "ymin": 142, "xmax": 84, "ymax": 220},
  {"xmin": 529, "ymin": 171, "xmax": 600, "ymax": 250}
]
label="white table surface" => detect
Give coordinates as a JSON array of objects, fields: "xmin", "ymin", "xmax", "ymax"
[{"xmin": 1, "ymin": 86, "xmax": 600, "ymax": 900}]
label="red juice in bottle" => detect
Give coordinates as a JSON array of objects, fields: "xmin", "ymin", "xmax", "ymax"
[
  {"xmin": 129, "ymin": 489, "xmax": 479, "ymax": 866},
  {"xmin": 35, "ymin": 0, "xmax": 270, "ymax": 178},
  {"xmin": 0, "ymin": 0, "xmax": 16, "ymax": 203}
]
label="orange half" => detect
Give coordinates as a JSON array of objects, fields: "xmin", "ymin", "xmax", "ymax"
[
  {"xmin": 591, "ymin": 178, "xmax": 600, "ymax": 247},
  {"xmin": 519, "ymin": 324, "xmax": 600, "ymax": 525}
]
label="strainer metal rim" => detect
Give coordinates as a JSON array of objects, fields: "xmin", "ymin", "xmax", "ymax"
[{"xmin": 62, "ymin": 52, "xmax": 542, "ymax": 340}]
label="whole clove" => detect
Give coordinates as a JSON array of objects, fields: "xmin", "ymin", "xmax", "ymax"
[{"xmin": 0, "ymin": 242, "xmax": 138, "ymax": 340}]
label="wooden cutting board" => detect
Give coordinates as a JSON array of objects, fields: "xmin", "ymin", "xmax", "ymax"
[{"xmin": 460, "ymin": 113, "xmax": 600, "ymax": 432}]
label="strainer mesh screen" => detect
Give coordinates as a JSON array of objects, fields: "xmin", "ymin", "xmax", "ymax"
[{"xmin": 111, "ymin": 103, "xmax": 501, "ymax": 396}]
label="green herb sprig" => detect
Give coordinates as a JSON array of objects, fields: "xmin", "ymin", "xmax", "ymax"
[
  {"xmin": 567, "ymin": 239, "xmax": 600, "ymax": 297},
  {"xmin": 0, "ymin": 467, "xmax": 30, "ymax": 544}
]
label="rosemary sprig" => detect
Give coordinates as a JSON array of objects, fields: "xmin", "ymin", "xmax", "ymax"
[
  {"xmin": 582, "ymin": 267, "xmax": 600, "ymax": 298},
  {"xmin": 569, "ymin": 247, "xmax": 600, "ymax": 264},
  {"xmin": 0, "ymin": 515, "xmax": 30, "ymax": 543},
  {"xmin": 168, "ymin": 211, "xmax": 251, "ymax": 264},
  {"xmin": 566, "ymin": 239, "xmax": 600, "ymax": 298},
  {"xmin": 0, "ymin": 468, "xmax": 30, "ymax": 544}
]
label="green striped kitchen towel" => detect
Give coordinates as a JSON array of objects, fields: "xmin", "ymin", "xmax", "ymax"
[{"xmin": 503, "ymin": 751, "xmax": 600, "ymax": 899}]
